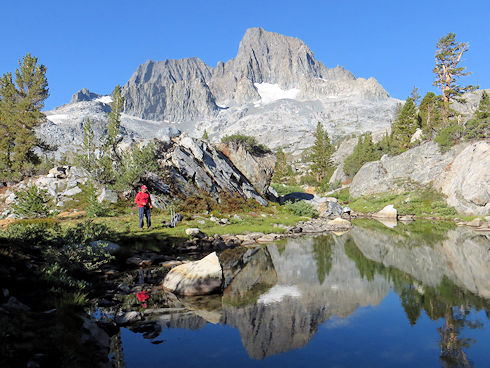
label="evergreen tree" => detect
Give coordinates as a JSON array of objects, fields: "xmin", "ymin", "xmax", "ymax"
[
  {"xmin": 433, "ymin": 33, "xmax": 478, "ymax": 124},
  {"xmin": 0, "ymin": 54, "xmax": 48, "ymax": 179},
  {"xmin": 272, "ymin": 147, "xmax": 288, "ymax": 183},
  {"xmin": 98, "ymin": 85, "xmax": 124, "ymax": 183},
  {"xmin": 410, "ymin": 86, "xmax": 421, "ymax": 105},
  {"xmin": 75, "ymin": 118, "xmax": 97, "ymax": 173},
  {"xmin": 0, "ymin": 73, "xmax": 16, "ymax": 175},
  {"xmin": 419, "ymin": 92, "xmax": 444, "ymax": 136},
  {"xmin": 343, "ymin": 132, "xmax": 381, "ymax": 177},
  {"xmin": 464, "ymin": 91, "xmax": 490, "ymax": 140},
  {"xmin": 390, "ymin": 97, "xmax": 419, "ymax": 153},
  {"xmin": 309, "ymin": 122, "xmax": 334, "ymax": 182}
]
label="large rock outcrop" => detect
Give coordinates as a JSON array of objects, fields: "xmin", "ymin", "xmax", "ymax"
[
  {"xmin": 433, "ymin": 141, "xmax": 490, "ymax": 215},
  {"xmin": 162, "ymin": 136, "xmax": 269, "ymax": 206},
  {"xmin": 349, "ymin": 140, "xmax": 490, "ymax": 215},
  {"xmin": 216, "ymin": 141, "xmax": 275, "ymax": 197}
]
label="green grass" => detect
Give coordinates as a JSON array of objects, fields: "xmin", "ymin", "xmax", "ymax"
[
  {"xmin": 347, "ymin": 187, "xmax": 476, "ymax": 220},
  {"xmin": 270, "ymin": 183, "xmax": 305, "ymax": 196},
  {"xmin": 3, "ymin": 206, "xmax": 306, "ymax": 253}
]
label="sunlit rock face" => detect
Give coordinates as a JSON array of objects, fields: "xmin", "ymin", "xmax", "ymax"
[
  {"xmin": 350, "ymin": 226, "xmax": 490, "ymax": 299},
  {"xmin": 220, "ymin": 236, "xmax": 391, "ymax": 359},
  {"xmin": 119, "ymin": 27, "xmax": 400, "ymax": 153}
]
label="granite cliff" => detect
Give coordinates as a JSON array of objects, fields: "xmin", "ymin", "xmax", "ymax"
[{"xmin": 40, "ymin": 27, "xmax": 401, "ymax": 154}]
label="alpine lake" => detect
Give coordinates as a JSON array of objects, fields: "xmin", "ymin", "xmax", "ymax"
[{"xmin": 97, "ymin": 219, "xmax": 490, "ymax": 367}]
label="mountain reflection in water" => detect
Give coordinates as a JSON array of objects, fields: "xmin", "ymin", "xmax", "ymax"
[{"xmin": 117, "ymin": 222, "xmax": 490, "ymax": 367}]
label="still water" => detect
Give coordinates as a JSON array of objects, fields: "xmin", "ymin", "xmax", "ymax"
[{"xmin": 115, "ymin": 221, "xmax": 490, "ymax": 367}]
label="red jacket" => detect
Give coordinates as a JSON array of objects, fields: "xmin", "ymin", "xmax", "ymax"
[{"xmin": 135, "ymin": 191, "xmax": 152, "ymax": 208}]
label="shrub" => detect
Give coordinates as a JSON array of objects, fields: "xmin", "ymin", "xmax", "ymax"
[
  {"xmin": 62, "ymin": 220, "xmax": 113, "ymax": 245},
  {"xmin": 330, "ymin": 188, "xmax": 351, "ymax": 203},
  {"xmin": 284, "ymin": 200, "xmax": 318, "ymax": 218},
  {"xmin": 271, "ymin": 183, "xmax": 304, "ymax": 197},
  {"xmin": 84, "ymin": 182, "xmax": 113, "ymax": 218},
  {"xmin": 221, "ymin": 134, "xmax": 271, "ymax": 155},
  {"xmin": 299, "ymin": 174, "xmax": 318, "ymax": 186},
  {"xmin": 11, "ymin": 185, "xmax": 53, "ymax": 218},
  {"xmin": 435, "ymin": 122, "xmax": 464, "ymax": 152}
]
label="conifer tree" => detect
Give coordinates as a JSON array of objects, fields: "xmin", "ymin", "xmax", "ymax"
[
  {"xmin": 75, "ymin": 118, "xmax": 97, "ymax": 172},
  {"xmin": 390, "ymin": 97, "xmax": 418, "ymax": 153},
  {"xmin": 464, "ymin": 91, "xmax": 490, "ymax": 140},
  {"xmin": 343, "ymin": 132, "xmax": 381, "ymax": 177},
  {"xmin": 433, "ymin": 33, "xmax": 478, "ymax": 124},
  {"xmin": 99, "ymin": 85, "xmax": 124, "ymax": 183},
  {"xmin": 309, "ymin": 122, "xmax": 334, "ymax": 182},
  {"xmin": 419, "ymin": 92, "xmax": 444, "ymax": 135},
  {"xmin": 273, "ymin": 147, "xmax": 288, "ymax": 183},
  {"xmin": 0, "ymin": 54, "xmax": 48, "ymax": 179}
]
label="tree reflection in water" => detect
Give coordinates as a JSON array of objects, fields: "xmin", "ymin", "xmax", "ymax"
[{"xmin": 344, "ymin": 237, "xmax": 489, "ymax": 368}]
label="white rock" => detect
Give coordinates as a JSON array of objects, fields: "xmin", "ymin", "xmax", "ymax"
[
  {"xmin": 63, "ymin": 186, "xmax": 82, "ymax": 196},
  {"xmin": 162, "ymin": 252, "xmax": 223, "ymax": 296},
  {"xmin": 97, "ymin": 188, "xmax": 118, "ymax": 203},
  {"xmin": 185, "ymin": 228, "xmax": 203, "ymax": 237},
  {"xmin": 373, "ymin": 205, "xmax": 397, "ymax": 219}
]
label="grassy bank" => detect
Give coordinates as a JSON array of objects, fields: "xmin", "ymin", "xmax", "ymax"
[{"xmin": 330, "ymin": 186, "xmax": 479, "ymax": 221}]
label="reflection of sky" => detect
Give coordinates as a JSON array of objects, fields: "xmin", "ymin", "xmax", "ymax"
[
  {"xmin": 119, "ymin": 227, "xmax": 490, "ymax": 367},
  {"xmin": 120, "ymin": 290, "xmax": 490, "ymax": 367}
]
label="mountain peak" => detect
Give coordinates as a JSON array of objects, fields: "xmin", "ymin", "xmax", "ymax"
[{"xmin": 233, "ymin": 27, "xmax": 320, "ymax": 87}]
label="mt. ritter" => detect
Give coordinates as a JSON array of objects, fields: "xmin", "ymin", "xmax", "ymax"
[{"xmin": 40, "ymin": 27, "xmax": 400, "ymax": 153}]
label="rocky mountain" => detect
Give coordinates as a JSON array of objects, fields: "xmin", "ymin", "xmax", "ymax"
[{"xmin": 39, "ymin": 27, "xmax": 402, "ymax": 154}]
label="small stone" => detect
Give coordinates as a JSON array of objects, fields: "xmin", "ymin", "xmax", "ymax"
[
  {"xmin": 115, "ymin": 311, "xmax": 142, "ymax": 325},
  {"xmin": 160, "ymin": 260, "xmax": 185, "ymax": 268},
  {"xmin": 327, "ymin": 217, "xmax": 352, "ymax": 230},
  {"xmin": 63, "ymin": 186, "xmax": 82, "ymax": 196},
  {"xmin": 466, "ymin": 218, "xmax": 483, "ymax": 227},
  {"xmin": 185, "ymin": 228, "xmax": 205, "ymax": 238}
]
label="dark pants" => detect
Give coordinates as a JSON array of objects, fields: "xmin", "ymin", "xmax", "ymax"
[{"xmin": 139, "ymin": 206, "xmax": 151, "ymax": 228}]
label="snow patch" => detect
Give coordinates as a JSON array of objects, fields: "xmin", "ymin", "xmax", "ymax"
[
  {"xmin": 258, "ymin": 285, "xmax": 301, "ymax": 305},
  {"xmin": 95, "ymin": 96, "xmax": 113, "ymax": 104},
  {"xmin": 254, "ymin": 83, "xmax": 299, "ymax": 105},
  {"xmin": 46, "ymin": 114, "xmax": 68, "ymax": 124}
]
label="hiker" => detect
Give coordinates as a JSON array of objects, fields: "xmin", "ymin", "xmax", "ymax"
[{"xmin": 135, "ymin": 185, "xmax": 152, "ymax": 229}]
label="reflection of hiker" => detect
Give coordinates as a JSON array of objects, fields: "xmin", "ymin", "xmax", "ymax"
[{"xmin": 135, "ymin": 185, "xmax": 152, "ymax": 229}]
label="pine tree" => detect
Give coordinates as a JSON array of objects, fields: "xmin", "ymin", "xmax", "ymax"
[
  {"xmin": 0, "ymin": 73, "xmax": 16, "ymax": 175},
  {"xmin": 0, "ymin": 54, "xmax": 48, "ymax": 179},
  {"xmin": 75, "ymin": 118, "xmax": 97, "ymax": 172},
  {"xmin": 309, "ymin": 122, "xmax": 334, "ymax": 182},
  {"xmin": 343, "ymin": 132, "xmax": 381, "ymax": 177},
  {"xmin": 390, "ymin": 97, "xmax": 418, "ymax": 153},
  {"xmin": 410, "ymin": 86, "xmax": 421, "ymax": 105},
  {"xmin": 99, "ymin": 85, "xmax": 124, "ymax": 183},
  {"xmin": 464, "ymin": 91, "xmax": 490, "ymax": 140},
  {"xmin": 419, "ymin": 92, "xmax": 444, "ymax": 136},
  {"xmin": 272, "ymin": 147, "xmax": 288, "ymax": 183},
  {"xmin": 433, "ymin": 33, "xmax": 478, "ymax": 124}
]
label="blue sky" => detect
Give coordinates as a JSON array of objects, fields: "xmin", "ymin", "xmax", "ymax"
[{"xmin": 1, "ymin": 0, "xmax": 488, "ymax": 110}]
